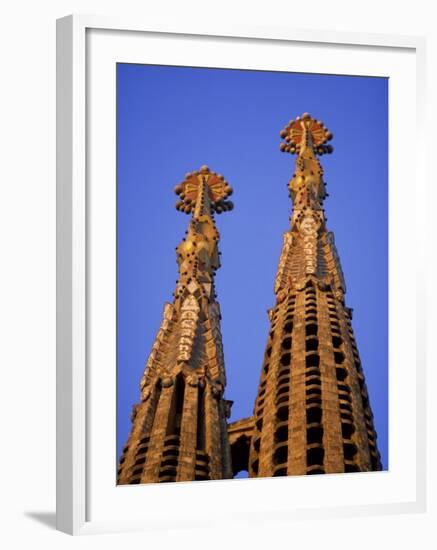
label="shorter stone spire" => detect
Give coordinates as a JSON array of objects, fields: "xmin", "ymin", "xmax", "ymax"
[{"xmin": 117, "ymin": 166, "xmax": 234, "ymax": 485}]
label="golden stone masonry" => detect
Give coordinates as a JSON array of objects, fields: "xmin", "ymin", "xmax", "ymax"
[{"xmin": 117, "ymin": 114, "xmax": 381, "ymax": 484}]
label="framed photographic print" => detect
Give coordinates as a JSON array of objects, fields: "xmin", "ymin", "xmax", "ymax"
[{"xmin": 56, "ymin": 15, "xmax": 426, "ymax": 535}]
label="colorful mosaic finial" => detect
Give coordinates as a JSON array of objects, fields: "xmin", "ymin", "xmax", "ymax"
[
  {"xmin": 279, "ymin": 113, "xmax": 334, "ymax": 156},
  {"xmin": 174, "ymin": 165, "xmax": 234, "ymax": 215}
]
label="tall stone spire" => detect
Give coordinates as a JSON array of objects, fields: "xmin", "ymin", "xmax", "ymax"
[
  {"xmin": 118, "ymin": 166, "xmax": 234, "ymax": 484},
  {"xmin": 245, "ymin": 114, "xmax": 381, "ymax": 477}
]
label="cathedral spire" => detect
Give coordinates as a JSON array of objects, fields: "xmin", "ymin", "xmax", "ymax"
[
  {"xmin": 238, "ymin": 114, "xmax": 382, "ymax": 478},
  {"xmin": 117, "ymin": 166, "xmax": 234, "ymax": 485}
]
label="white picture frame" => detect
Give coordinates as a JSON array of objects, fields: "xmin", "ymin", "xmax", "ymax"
[{"xmin": 56, "ymin": 14, "xmax": 427, "ymax": 536}]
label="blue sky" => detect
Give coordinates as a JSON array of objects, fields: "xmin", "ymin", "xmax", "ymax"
[{"xmin": 117, "ymin": 63, "xmax": 388, "ymax": 470}]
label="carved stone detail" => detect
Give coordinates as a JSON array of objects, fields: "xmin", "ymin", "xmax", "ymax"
[{"xmin": 177, "ymin": 295, "xmax": 200, "ymax": 362}]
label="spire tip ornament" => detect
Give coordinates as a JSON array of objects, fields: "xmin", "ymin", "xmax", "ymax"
[
  {"xmin": 279, "ymin": 113, "xmax": 334, "ymax": 156},
  {"xmin": 174, "ymin": 166, "xmax": 234, "ymax": 215}
]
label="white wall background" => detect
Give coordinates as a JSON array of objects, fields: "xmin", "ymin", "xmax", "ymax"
[{"xmin": 0, "ymin": 0, "xmax": 435, "ymax": 548}]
